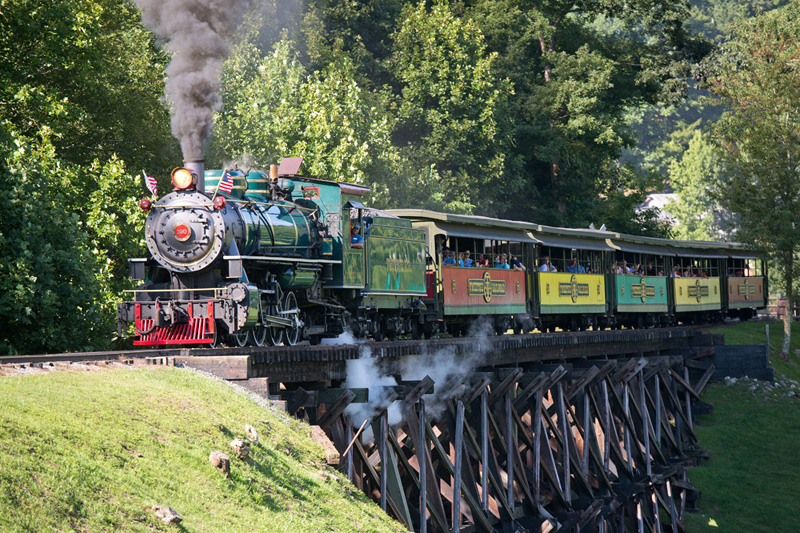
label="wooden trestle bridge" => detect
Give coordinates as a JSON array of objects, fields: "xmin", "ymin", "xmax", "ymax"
[{"xmin": 264, "ymin": 328, "xmax": 716, "ymax": 532}]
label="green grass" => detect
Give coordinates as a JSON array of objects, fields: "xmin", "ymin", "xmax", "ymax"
[
  {"xmin": 0, "ymin": 368, "xmax": 405, "ymax": 533},
  {"xmin": 685, "ymin": 320, "xmax": 800, "ymax": 532}
]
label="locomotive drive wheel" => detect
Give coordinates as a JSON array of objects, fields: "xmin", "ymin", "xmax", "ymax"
[
  {"xmin": 252, "ymin": 325, "xmax": 267, "ymax": 347},
  {"xmin": 267, "ymin": 302, "xmax": 284, "ymax": 346},
  {"xmin": 283, "ymin": 291, "xmax": 301, "ymax": 346},
  {"xmin": 374, "ymin": 315, "xmax": 385, "ymax": 342},
  {"xmin": 232, "ymin": 329, "xmax": 249, "ymax": 347},
  {"xmin": 411, "ymin": 320, "xmax": 422, "ymax": 340}
]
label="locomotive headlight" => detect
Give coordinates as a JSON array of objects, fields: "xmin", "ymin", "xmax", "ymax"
[
  {"xmin": 139, "ymin": 198, "xmax": 152, "ymax": 211},
  {"xmin": 213, "ymin": 196, "xmax": 226, "ymax": 209},
  {"xmin": 171, "ymin": 167, "xmax": 196, "ymax": 190}
]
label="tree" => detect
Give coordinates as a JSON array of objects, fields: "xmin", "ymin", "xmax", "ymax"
[
  {"xmin": 210, "ymin": 39, "xmax": 396, "ymax": 190},
  {"xmin": 0, "ymin": 0, "xmax": 169, "ymax": 354},
  {"xmin": 0, "ymin": 122, "xmax": 147, "ymax": 355},
  {"xmin": 667, "ymin": 129, "xmax": 734, "ymax": 240},
  {"xmin": 463, "ymin": 0, "xmax": 697, "ymax": 232},
  {"xmin": 702, "ymin": 4, "xmax": 800, "ymax": 358},
  {"xmin": 390, "ymin": 1, "xmax": 516, "ymax": 215},
  {"xmin": 0, "ymin": 0, "xmax": 179, "ymax": 173}
]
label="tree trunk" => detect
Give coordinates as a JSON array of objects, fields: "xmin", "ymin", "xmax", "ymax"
[
  {"xmin": 538, "ymin": 37, "xmax": 565, "ymax": 212},
  {"xmin": 781, "ymin": 251, "xmax": 793, "ymax": 360}
]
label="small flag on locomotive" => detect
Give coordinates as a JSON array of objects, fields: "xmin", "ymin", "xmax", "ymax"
[{"xmin": 217, "ymin": 171, "xmax": 234, "ymax": 194}]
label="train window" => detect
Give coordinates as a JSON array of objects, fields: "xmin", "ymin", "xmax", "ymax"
[{"xmin": 728, "ymin": 258, "xmax": 761, "ymax": 277}]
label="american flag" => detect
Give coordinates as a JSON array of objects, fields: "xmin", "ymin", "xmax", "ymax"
[
  {"xmin": 218, "ymin": 171, "xmax": 234, "ymax": 194},
  {"xmin": 143, "ymin": 171, "xmax": 157, "ymax": 196}
]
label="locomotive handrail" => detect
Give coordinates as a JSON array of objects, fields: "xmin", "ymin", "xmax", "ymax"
[
  {"xmin": 147, "ymin": 201, "xmax": 316, "ymax": 213},
  {"xmin": 122, "ymin": 288, "xmax": 225, "ymax": 296},
  {"xmin": 149, "ymin": 203, "xmax": 216, "ymax": 209},
  {"xmin": 224, "ymin": 255, "xmax": 341, "ymax": 264},
  {"xmin": 227, "ymin": 198, "xmax": 318, "ymax": 213}
]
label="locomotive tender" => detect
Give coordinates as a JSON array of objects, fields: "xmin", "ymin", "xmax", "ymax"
[{"xmin": 118, "ymin": 159, "xmax": 766, "ymax": 346}]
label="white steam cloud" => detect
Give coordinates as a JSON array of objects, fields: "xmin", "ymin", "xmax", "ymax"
[
  {"xmin": 345, "ymin": 317, "xmax": 496, "ymax": 443},
  {"xmin": 321, "ymin": 330, "xmax": 365, "ymax": 346},
  {"xmin": 134, "ymin": 0, "xmax": 251, "ymax": 159},
  {"xmin": 344, "ymin": 348, "xmax": 402, "ymax": 444}
]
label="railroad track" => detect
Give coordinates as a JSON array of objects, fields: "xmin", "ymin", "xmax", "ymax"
[{"xmin": 0, "ymin": 326, "xmax": 703, "ymax": 371}]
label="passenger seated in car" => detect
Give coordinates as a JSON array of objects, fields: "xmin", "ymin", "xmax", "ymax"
[
  {"xmin": 566, "ymin": 256, "xmax": 585, "ymax": 273},
  {"xmin": 443, "ymin": 251, "xmax": 456, "ymax": 265},
  {"xmin": 496, "ymin": 254, "xmax": 511, "ymax": 269},
  {"xmin": 463, "ymin": 250, "xmax": 474, "ymax": 267},
  {"xmin": 350, "ymin": 223, "xmax": 364, "ymax": 248},
  {"xmin": 538, "ymin": 257, "xmax": 550, "ymax": 272},
  {"xmin": 509, "ymin": 255, "xmax": 526, "ymax": 271}
]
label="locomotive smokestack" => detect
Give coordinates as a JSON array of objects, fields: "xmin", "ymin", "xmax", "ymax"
[
  {"xmin": 183, "ymin": 159, "xmax": 205, "ymax": 191},
  {"xmin": 270, "ymin": 164, "xmax": 279, "ymax": 181}
]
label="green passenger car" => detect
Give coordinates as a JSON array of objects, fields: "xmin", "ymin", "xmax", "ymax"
[{"xmin": 614, "ymin": 275, "xmax": 669, "ymax": 313}]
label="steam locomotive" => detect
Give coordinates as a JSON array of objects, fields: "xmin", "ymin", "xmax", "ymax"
[
  {"xmin": 117, "ymin": 158, "xmax": 429, "ymax": 346},
  {"xmin": 117, "ymin": 158, "xmax": 767, "ymax": 346}
]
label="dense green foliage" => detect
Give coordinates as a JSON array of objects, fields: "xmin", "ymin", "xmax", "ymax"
[
  {"xmin": 0, "ymin": 368, "xmax": 404, "ymax": 532},
  {"xmin": 624, "ymin": 0, "xmax": 790, "ymax": 178},
  {"xmin": 210, "ymin": 0, "xmax": 699, "ymax": 229},
  {"xmin": 0, "ymin": 0, "xmax": 174, "ymax": 354},
  {"xmin": 666, "ymin": 129, "xmax": 733, "ymax": 239}
]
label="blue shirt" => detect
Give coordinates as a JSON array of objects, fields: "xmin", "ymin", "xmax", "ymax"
[
  {"xmin": 351, "ymin": 233, "xmax": 363, "ymax": 245},
  {"xmin": 497, "ymin": 263, "xmax": 510, "ymax": 269},
  {"xmin": 566, "ymin": 263, "xmax": 585, "ymax": 273},
  {"xmin": 463, "ymin": 258, "xmax": 474, "ymax": 267},
  {"xmin": 443, "ymin": 257, "xmax": 456, "ymax": 265}
]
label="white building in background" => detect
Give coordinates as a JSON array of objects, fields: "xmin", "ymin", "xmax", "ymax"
[{"xmin": 638, "ymin": 193, "xmax": 678, "ymax": 225}]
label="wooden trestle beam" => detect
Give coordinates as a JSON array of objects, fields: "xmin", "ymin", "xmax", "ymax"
[{"xmin": 310, "ymin": 354, "xmax": 709, "ymax": 532}]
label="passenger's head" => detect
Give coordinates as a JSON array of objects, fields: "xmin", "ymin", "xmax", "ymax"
[{"xmin": 351, "ymin": 223, "xmax": 360, "ymax": 234}]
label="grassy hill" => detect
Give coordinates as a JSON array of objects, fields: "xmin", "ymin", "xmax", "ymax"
[
  {"xmin": 685, "ymin": 320, "xmax": 800, "ymax": 532},
  {"xmin": 0, "ymin": 367, "xmax": 405, "ymax": 532}
]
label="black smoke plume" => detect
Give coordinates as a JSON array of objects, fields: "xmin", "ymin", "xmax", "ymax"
[{"xmin": 134, "ymin": 0, "xmax": 250, "ymax": 159}]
